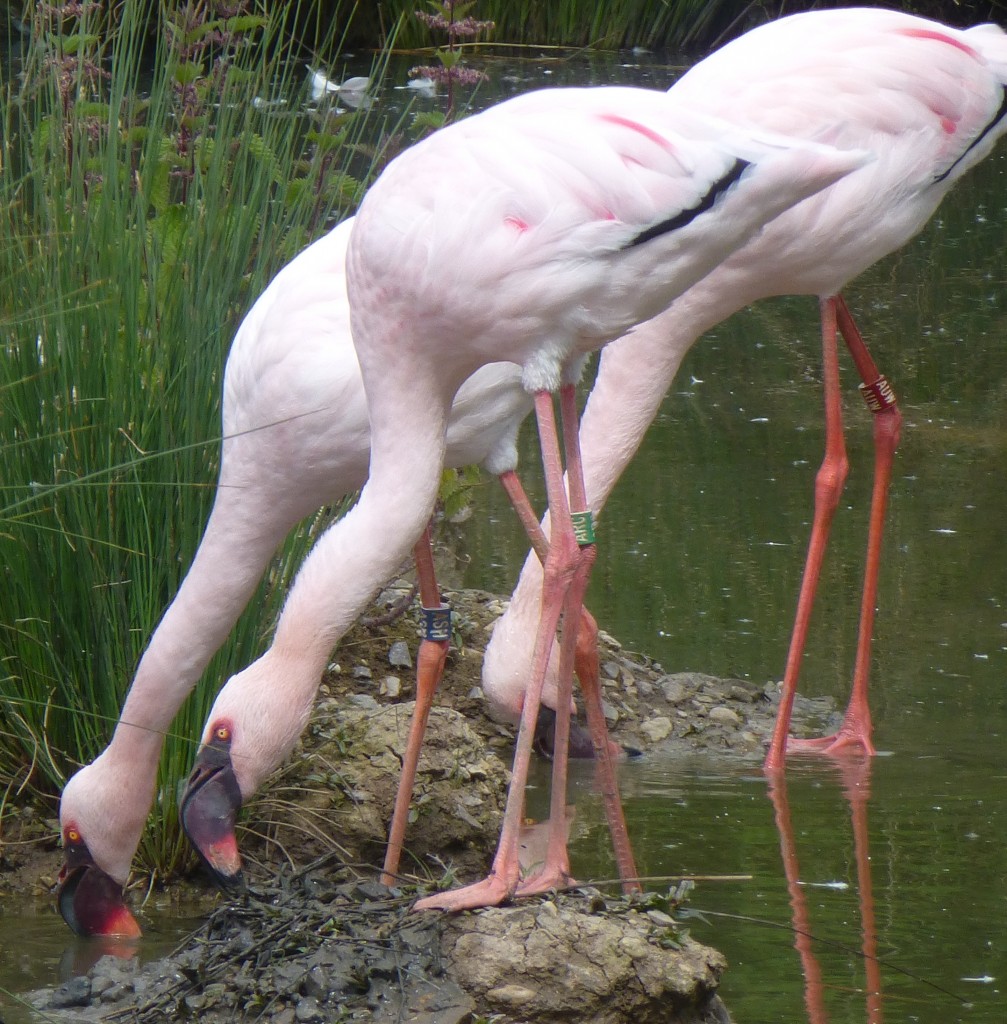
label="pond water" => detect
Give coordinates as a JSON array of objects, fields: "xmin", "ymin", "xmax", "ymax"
[{"xmin": 3, "ymin": 40, "xmax": 1007, "ymax": 1024}]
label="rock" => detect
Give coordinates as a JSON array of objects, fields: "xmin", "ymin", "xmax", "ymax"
[
  {"xmin": 443, "ymin": 897, "xmax": 726, "ymax": 1024},
  {"xmin": 709, "ymin": 706, "xmax": 742, "ymax": 727},
  {"xmin": 99, "ymin": 983, "xmax": 130, "ymax": 1004},
  {"xmin": 303, "ymin": 964, "xmax": 330, "ymax": 999},
  {"xmin": 388, "ymin": 640, "xmax": 412, "ymax": 668},
  {"xmin": 659, "ymin": 675, "xmax": 692, "ymax": 705},
  {"xmin": 352, "ymin": 664, "xmax": 373, "ymax": 680},
  {"xmin": 380, "ymin": 675, "xmax": 401, "ymax": 697},
  {"xmin": 49, "ymin": 977, "xmax": 91, "ymax": 1009},
  {"xmin": 639, "ymin": 715, "xmax": 673, "ymax": 744}
]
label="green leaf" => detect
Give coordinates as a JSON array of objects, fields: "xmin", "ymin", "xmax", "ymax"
[{"xmin": 173, "ymin": 61, "xmax": 204, "ymax": 87}]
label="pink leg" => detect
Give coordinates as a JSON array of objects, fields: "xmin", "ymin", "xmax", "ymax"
[
  {"xmin": 833, "ymin": 296, "xmax": 901, "ymax": 756},
  {"xmin": 766, "ymin": 296, "xmax": 902, "ymax": 769},
  {"xmin": 381, "ymin": 524, "xmax": 449, "ymax": 884},
  {"xmin": 415, "ymin": 389, "xmax": 584, "ymax": 911},
  {"xmin": 765, "ymin": 296, "xmax": 849, "ymax": 771},
  {"xmin": 520, "ymin": 383, "xmax": 637, "ymax": 894},
  {"xmin": 768, "ymin": 758, "xmax": 882, "ymax": 1024},
  {"xmin": 499, "ymin": 460, "xmax": 640, "ymax": 893},
  {"xmin": 569, "ymin": 607, "xmax": 641, "ymax": 894}
]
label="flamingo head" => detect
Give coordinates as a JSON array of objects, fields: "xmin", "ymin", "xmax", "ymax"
[
  {"xmin": 179, "ymin": 719, "xmax": 245, "ymax": 891},
  {"xmin": 57, "ymin": 758, "xmax": 145, "ymax": 939},
  {"xmin": 180, "ymin": 653, "xmax": 319, "ymax": 889}
]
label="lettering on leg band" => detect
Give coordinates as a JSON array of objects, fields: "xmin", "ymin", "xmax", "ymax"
[
  {"xmin": 422, "ymin": 606, "xmax": 451, "ymax": 643},
  {"xmin": 859, "ymin": 376, "xmax": 897, "ymax": 413},
  {"xmin": 571, "ymin": 510, "xmax": 596, "ymax": 547}
]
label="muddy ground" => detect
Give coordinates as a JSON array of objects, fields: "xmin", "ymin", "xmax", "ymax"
[{"xmin": 9, "ymin": 579, "xmax": 838, "ymax": 1024}]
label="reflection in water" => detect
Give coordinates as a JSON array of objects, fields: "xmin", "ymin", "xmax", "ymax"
[
  {"xmin": 58, "ymin": 934, "xmax": 141, "ymax": 979},
  {"xmin": 768, "ymin": 758, "xmax": 882, "ymax": 1024}
]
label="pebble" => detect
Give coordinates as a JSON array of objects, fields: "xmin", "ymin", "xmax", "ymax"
[
  {"xmin": 388, "ymin": 640, "xmax": 412, "ymax": 668},
  {"xmin": 486, "ymin": 983, "xmax": 538, "ymax": 1006},
  {"xmin": 379, "ymin": 675, "xmax": 401, "ymax": 697},
  {"xmin": 303, "ymin": 965, "xmax": 330, "ymax": 999},
  {"xmin": 639, "ymin": 715, "xmax": 673, "ymax": 743},
  {"xmin": 709, "ymin": 706, "xmax": 742, "ymax": 727},
  {"xmin": 659, "ymin": 675, "xmax": 692, "ymax": 705},
  {"xmin": 352, "ymin": 664, "xmax": 373, "ymax": 680},
  {"xmin": 295, "ymin": 995, "xmax": 325, "ymax": 1022},
  {"xmin": 100, "ymin": 983, "xmax": 130, "ymax": 1004}
]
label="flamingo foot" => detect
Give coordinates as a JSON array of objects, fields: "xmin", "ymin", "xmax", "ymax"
[
  {"xmin": 414, "ymin": 872, "xmax": 516, "ymax": 912},
  {"xmin": 786, "ymin": 729, "xmax": 876, "ymax": 757},
  {"xmin": 515, "ymin": 866, "xmax": 578, "ymax": 897},
  {"xmin": 768, "ymin": 724, "xmax": 876, "ymax": 772}
]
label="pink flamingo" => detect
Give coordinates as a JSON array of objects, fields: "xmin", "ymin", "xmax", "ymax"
[
  {"xmin": 330, "ymin": 84, "xmax": 861, "ymax": 911},
  {"xmin": 482, "ymin": 8, "xmax": 1007, "ymax": 776},
  {"xmin": 56, "ymin": 218, "xmax": 537, "ymax": 936}
]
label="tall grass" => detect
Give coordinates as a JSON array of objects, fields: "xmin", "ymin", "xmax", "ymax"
[{"xmin": 0, "ymin": 1, "xmax": 374, "ymax": 875}]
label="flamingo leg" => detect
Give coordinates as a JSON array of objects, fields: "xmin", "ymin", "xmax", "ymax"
[
  {"xmin": 415, "ymin": 389, "xmax": 587, "ymax": 911},
  {"xmin": 498, "ymin": 461, "xmax": 640, "ymax": 893},
  {"xmin": 381, "ymin": 523, "xmax": 449, "ymax": 884},
  {"xmin": 833, "ymin": 295, "xmax": 901, "ymax": 755},
  {"xmin": 516, "ymin": 384, "xmax": 592, "ymax": 894},
  {"xmin": 765, "ymin": 296, "xmax": 849, "ymax": 771},
  {"xmin": 767, "ymin": 296, "xmax": 902, "ymax": 770},
  {"xmin": 571, "ymin": 607, "xmax": 641, "ymax": 894}
]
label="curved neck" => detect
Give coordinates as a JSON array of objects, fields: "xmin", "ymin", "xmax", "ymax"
[{"xmin": 114, "ymin": 496, "xmax": 291, "ymax": 747}]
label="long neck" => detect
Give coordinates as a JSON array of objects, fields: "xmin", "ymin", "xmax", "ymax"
[
  {"xmin": 112, "ymin": 493, "xmax": 292, "ymax": 750},
  {"xmin": 270, "ymin": 368, "xmax": 452, "ymax": 682}
]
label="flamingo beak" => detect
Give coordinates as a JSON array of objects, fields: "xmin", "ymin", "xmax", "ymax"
[
  {"xmin": 57, "ymin": 840, "xmax": 142, "ymax": 939},
  {"xmin": 180, "ymin": 732, "xmax": 245, "ymax": 891}
]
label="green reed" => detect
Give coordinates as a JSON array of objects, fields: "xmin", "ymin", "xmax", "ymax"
[{"xmin": 0, "ymin": 1, "xmax": 373, "ymax": 875}]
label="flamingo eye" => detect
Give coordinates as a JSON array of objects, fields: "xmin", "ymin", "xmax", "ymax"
[
  {"xmin": 65, "ymin": 827, "xmax": 81, "ymax": 844},
  {"xmin": 215, "ymin": 725, "xmax": 231, "ymax": 743}
]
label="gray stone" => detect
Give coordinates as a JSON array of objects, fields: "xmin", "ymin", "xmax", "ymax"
[
  {"xmin": 380, "ymin": 674, "xmax": 401, "ymax": 697},
  {"xmin": 388, "ymin": 640, "xmax": 412, "ymax": 668},
  {"xmin": 49, "ymin": 977, "xmax": 91, "ymax": 1009},
  {"xmin": 99, "ymin": 983, "xmax": 130, "ymax": 1004}
]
